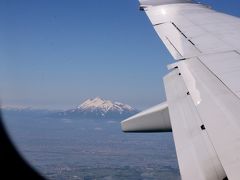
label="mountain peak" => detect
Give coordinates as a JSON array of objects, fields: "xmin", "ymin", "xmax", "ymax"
[
  {"xmin": 77, "ymin": 97, "xmax": 135, "ymax": 113},
  {"xmin": 57, "ymin": 97, "xmax": 139, "ymax": 119}
]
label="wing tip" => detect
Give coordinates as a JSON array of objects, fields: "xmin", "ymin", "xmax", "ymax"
[{"xmin": 121, "ymin": 102, "xmax": 172, "ymax": 133}]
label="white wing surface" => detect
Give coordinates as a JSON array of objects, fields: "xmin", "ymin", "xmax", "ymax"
[
  {"xmin": 121, "ymin": 1, "xmax": 240, "ymax": 179},
  {"xmin": 121, "ymin": 102, "xmax": 171, "ymax": 132}
]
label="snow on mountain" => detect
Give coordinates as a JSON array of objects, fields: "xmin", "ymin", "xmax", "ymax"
[
  {"xmin": 61, "ymin": 97, "xmax": 139, "ymax": 119},
  {"xmin": 76, "ymin": 97, "xmax": 135, "ymax": 113},
  {"xmin": 0, "ymin": 105, "xmax": 33, "ymax": 111}
]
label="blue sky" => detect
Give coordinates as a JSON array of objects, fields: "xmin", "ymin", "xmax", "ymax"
[{"xmin": 0, "ymin": 0, "xmax": 240, "ymax": 110}]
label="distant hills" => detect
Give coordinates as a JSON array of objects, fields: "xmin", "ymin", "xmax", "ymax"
[
  {"xmin": 1, "ymin": 97, "xmax": 139, "ymax": 120},
  {"xmin": 0, "ymin": 106, "xmax": 54, "ymax": 118}
]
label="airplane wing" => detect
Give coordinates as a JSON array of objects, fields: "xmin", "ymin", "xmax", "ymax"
[
  {"xmin": 121, "ymin": 0, "xmax": 240, "ymax": 179},
  {"xmin": 121, "ymin": 102, "xmax": 171, "ymax": 132}
]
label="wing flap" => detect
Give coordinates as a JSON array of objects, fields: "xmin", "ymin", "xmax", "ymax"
[
  {"xmin": 164, "ymin": 69, "xmax": 226, "ymax": 180},
  {"xmin": 174, "ymin": 58, "xmax": 240, "ymax": 180}
]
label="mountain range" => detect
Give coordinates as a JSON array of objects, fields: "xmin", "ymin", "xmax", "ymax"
[{"xmin": 1, "ymin": 97, "xmax": 139, "ymax": 120}]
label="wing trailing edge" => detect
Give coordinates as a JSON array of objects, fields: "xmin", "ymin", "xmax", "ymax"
[{"xmin": 121, "ymin": 102, "xmax": 171, "ymax": 132}]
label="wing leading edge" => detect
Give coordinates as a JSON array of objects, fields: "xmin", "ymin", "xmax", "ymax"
[{"xmin": 121, "ymin": 0, "xmax": 240, "ymax": 179}]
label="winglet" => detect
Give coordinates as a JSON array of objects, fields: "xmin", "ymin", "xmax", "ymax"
[{"xmin": 121, "ymin": 102, "xmax": 171, "ymax": 133}]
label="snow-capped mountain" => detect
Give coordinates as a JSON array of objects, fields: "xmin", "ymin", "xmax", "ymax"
[
  {"xmin": 77, "ymin": 97, "xmax": 135, "ymax": 113},
  {"xmin": 59, "ymin": 97, "xmax": 139, "ymax": 119}
]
